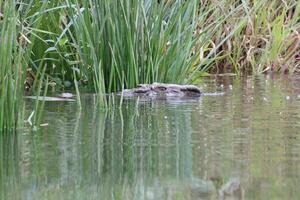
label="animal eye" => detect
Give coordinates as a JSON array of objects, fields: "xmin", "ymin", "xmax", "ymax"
[{"xmin": 157, "ymin": 86, "xmax": 167, "ymax": 91}]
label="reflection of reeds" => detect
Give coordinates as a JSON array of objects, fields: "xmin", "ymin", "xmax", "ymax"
[
  {"xmin": 0, "ymin": 132, "xmax": 21, "ymax": 200},
  {"xmin": 4, "ymin": 77, "xmax": 300, "ymax": 199}
]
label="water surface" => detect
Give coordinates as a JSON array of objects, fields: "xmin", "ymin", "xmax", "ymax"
[{"xmin": 1, "ymin": 75, "xmax": 300, "ymax": 200}]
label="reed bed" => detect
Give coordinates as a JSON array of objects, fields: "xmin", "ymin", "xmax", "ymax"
[
  {"xmin": 0, "ymin": 1, "xmax": 24, "ymax": 131},
  {"xmin": 19, "ymin": 0, "xmax": 300, "ymax": 92},
  {"xmin": 0, "ymin": 0, "xmax": 300, "ymax": 130},
  {"xmin": 210, "ymin": 0, "xmax": 300, "ymax": 75}
]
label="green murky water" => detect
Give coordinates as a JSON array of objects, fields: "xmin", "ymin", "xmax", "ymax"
[{"xmin": 1, "ymin": 75, "xmax": 300, "ymax": 200}]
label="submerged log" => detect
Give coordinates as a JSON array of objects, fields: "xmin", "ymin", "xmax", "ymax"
[{"xmin": 120, "ymin": 82, "xmax": 202, "ymax": 98}]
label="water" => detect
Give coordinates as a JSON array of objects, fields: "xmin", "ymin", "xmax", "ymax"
[{"xmin": 1, "ymin": 75, "xmax": 300, "ymax": 200}]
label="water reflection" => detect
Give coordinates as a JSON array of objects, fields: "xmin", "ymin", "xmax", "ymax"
[{"xmin": 1, "ymin": 75, "xmax": 300, "ymax": 200}]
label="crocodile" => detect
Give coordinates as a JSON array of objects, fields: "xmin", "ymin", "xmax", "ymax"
[{"xmin": 119, "ymin": 82, "xmax": 204, "ymax": 98}]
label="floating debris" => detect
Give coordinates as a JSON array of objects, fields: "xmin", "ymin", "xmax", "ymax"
[
  {"xmin": 25, "ymin": 96, "xmax": 75, "ymax": 102},
  {"xmin": 40, "ymin": 123, "xmax": 49, "ymax": 127},
  {"xmin": 58, "ymin": 92, "xmax": 74, "ymax": 98}
]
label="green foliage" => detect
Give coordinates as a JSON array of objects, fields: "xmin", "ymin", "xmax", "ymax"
[
  {"xmin": 0, "ymin": 1, "xmax": 24, "ymax": 131},
  {"xmin": 1, "ymin": 0, "xmax": 300, "ymax": 130},
  {"xmin": 63, "ymin": 0, "xmax": 221, "ymax": 93},
  {"xmin": 16, "ymin": 0, "xmax": 241, "ymax": 93},
  {"xmin": 217, "ymin": 0, "xmax": 300, "ymax": 74}
]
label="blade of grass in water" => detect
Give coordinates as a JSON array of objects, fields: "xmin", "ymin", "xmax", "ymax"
[{"xmin": 0, "ymin": 1, "xmax": 24, "ymax": 132}]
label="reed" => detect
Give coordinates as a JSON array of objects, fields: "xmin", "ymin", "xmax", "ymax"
[
  {"xmin": 1, "ymin": 0, "xmax": 300, "ymax": 130},
  {"xmin": 19, "ymin": 0, "xmax": 300, "ymax": 94},
  {"xmin": 209, "ymin": 0, "xmax": 300, "ymax": 74},
  {"xmin": 0, "ymin": 1, "xmax": 24, "ymax": 132},
  {"xmin": 61, "ymin": 0, "xmax": 233, "ymax": 92}
]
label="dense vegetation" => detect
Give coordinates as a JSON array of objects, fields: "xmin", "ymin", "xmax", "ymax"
[{"xmin": 0, "ymin": 0, "xmax": 300, "ymax": 130}]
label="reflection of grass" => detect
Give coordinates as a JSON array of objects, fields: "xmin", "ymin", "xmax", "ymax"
[
  {"xmin": 0, "ymin": 132, "xmax": 21, "ymax": 200},
  {"xmin": 3, "ymin": 76, "xmax": 300, "ymax": 199},
  {"xmin": 4, "ymin": 177, "xmax": 216, "ymax": 200}
]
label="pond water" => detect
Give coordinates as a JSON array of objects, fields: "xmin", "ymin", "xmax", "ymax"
[{"xmin": 1, "ymin": 75, "xmax": 300, "ymax": 200}]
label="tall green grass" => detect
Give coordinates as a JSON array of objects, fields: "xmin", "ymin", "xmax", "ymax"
[
  {"xmin": 0, "ymin": 1, "xmax": 25, "ymax": 132},
  {"xmin": 1, "ymin": 0, "xmax": 300, "ymax": 130},
  {"xmin": 50, "ymin": 0, "xmax": 300, "ymax": 91},
  {"xmin": 211, "ymin": 0, "xmax": 300, "ymax": 74},
  {"xmin": 17, "ymin": 0, "xmax": 300, "ymax": 94},
  {"xmin": 0, "ymin": 1, "xmax": 62, "ymax": 131},
  {"xmin": 62, "ymin": 0, "xmax": 235, "ymax": 93}
]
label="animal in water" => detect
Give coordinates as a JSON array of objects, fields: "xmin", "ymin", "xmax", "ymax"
[{"xmin": 120, "ymin": 82, "xmax": 202, "ymax": 98}]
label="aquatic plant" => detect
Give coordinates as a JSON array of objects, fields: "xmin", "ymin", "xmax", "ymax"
[
  {"xmin": 61, "ymin": 0, "xmax": 228, "ymax": 93},
  {"xmin": 32, "ymin": 0, "xmax": 300, "ymax": 91},
  {"xmin": 0, "ymin": 0, "xmax": 55, "ymax": 131},
  {"xmin": 13, "ymin": 0, "xmax": 240, "ymax": 94},
  {"xmin": 210, "ymin": 0, "xmax": 300, "ymax": 75},
  {"xmin": 0, "ymin": 1, "xmax": 25, "ymax": 132},
  {"xmin": 1, "ymin": 0, "xmax": 300, "ymax": 131}
]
